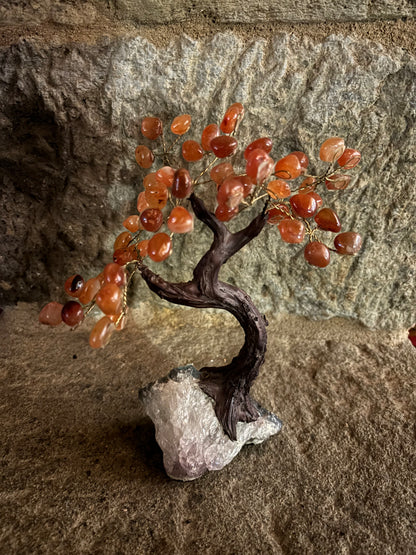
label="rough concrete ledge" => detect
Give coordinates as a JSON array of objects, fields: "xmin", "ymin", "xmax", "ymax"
[{"xmin": 0, "ymin": 304, "xmax": 415, "ymax": 553}]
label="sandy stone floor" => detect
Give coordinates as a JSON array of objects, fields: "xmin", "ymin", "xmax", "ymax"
[{"xmin": 0, "ymin": 303, "xmax": 415, "ymax": 554}]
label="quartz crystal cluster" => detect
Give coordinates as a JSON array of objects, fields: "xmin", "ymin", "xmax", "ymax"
[{"xmin": 139, "ymin": 366, "xmax": 282, "ymax": 481}]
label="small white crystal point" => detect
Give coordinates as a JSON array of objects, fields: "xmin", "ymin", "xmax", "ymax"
[{"xmin": 139, "ymin": 365, "xmax": 282, "ymax": 481}]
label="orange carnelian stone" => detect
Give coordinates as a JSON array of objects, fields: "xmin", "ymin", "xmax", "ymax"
[
  {"xmin": 61, "ymin": 301, "xmax": 84, "ymax": 326},
  {"xmin": 319, "ymin": 137, "xmax": 345, "ymax": 162},
  {"xmin": 201, "ymin": 124, "xmax": 220, "ymax": 151},
  {"xmin": 148, "ymin": 233, "xmax": 172, "ymax": 262},
  {"xmin": 217, "ymin": 178, "xmax": 244, "ymax": 209},
  {"xmin": 246, "ymin": 149, "xmax": 274, "ymax": 183},
  {"xmin": 215, "ymin": 204, "xmax": 238, "ymax": 222},
  {"xmin": 137, "ymin": 191, "xmax": 150, "ymax": 213},
  {"xmin": 290, "ymin": 193, "xmax": 317, "ymax": 218},
  {"xmin": 144, "ymin": 182, "xmax": 168, "ymax": 209},
  {"xmin": 135, "ymin": 145, "xmax": 154, "ymax": 168},
  {"xmin": 337, "ymin": 148, "xmax": 361, "ymax": 169},
  {"xmin": 104, "ymin": 263, "xmax": 126, "ymax": 287},
  {"xmin": 220, "ymin": 103, "xmax": 244, "ymax": 134},
  {"xmin": 171, "ymin": 168, "xmax": 193, "ymax": 198},
  {"xmin": 274, "ymin": 154, "xmax": 302, "ymax": 180},
  {"xmin": 306, "ymin": 191, "xmax": 323, "ymax": 210},
  {"xmin": 78, "ymin": 277, "xmax": 101, "ymax": 305},
  {"xmin": 171, "ymin": 114, "xmax": 191, "ymax": 135},
  {"xmin": 299, "ymin": 176, "xmax": 317, "ymax": 193},
  {"xmin": 278, "ymin": 219, "xmax": 305, "ymax": 243},
  {"xmin": 123, "ymin": 215, "xmax": 141, "ymax": 233},
  {"xmin": 334, "ymin": 232, "xmax": 362, "ymax": 254},
  {"xmin": 114, "ymin": 231, "xmax": 132, "ymax": 252},
  {"xmin": 89, "ymin": 316, "xmax": 115, "ymax": 348},
  {"xmin": 267, "ymin": 205, "xmax": 290, "ymax": 225},
  {"xmin": 95, "ymin": 284, "xmax": 122, "ymax": 315},
  {"xmin": 39, "ymin": 302, "xmax": 63, "ymax": 326},
  {"xmin": 140, "ymin": 208, "xmax": 163, "ymax": 232},
  {"xmin": 325, "ymin": 174, "xmax": 351, "ymax": 190},
  {"xmin": 244, "ymin": 137, "xmax": 272, "ymax": 160},
  {"xmin": 156, "ymin": 166, "xmax": 175, "ymax": 187},
  {"xmin": 167, "ymin": 206, "xmax": 194, "ymax": 234},
  {"xmin": 211, "ymin": 136, "xmax": 238, "ymax": 158},
  {"xmin": 314, "ymin": 208, "xmax": 341, "ymax": 232},
  {"xmin": 291, "ymin": 151, "xmax": 309, "ymax": 171},
  {"xmin": 210, "ymin": 162, "xmax": 234, "ymax": 185},
  {"xmin": 304, "ymin": 241, "xmax": 330, "ymax": 267},
  {"xmin": 64, "ymin": 274, "xmax": 84, "ymax": 297},
  {"xmin": 267, "ymin": 179, "xmax": 291, "ymax": 199},
  {"xmin": 141, "ymin": 117, "xmax": 163, "ymax": 140},
  {"xmin": 235, "ymin": 175, "xmax": 255, "ymax": 198},
  {"xmin": 182, "ymin": 140, "xmax": 204, "ymax": 162}
]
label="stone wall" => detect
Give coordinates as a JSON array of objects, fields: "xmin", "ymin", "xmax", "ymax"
[
  {"xmin": 0, "ymin": 4, "xmax": 415, "ymax": 330},
  {"xmin": 1, "ymin": 0, "xmax": 415, "ymax": 26}
]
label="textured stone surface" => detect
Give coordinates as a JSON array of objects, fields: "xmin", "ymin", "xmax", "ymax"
[
  {"xmin": 0, "ymin": 303, "xmax": 415, "ymax": 552},
  {"xmin": 139, "ymin": 365, "xmax": 282, "ymax": 480},
  {"xmin": 1, "ymin": 0, "xmax": 415, "ymax": 26},
  {"xmin": 0, "ymin": 33, "xmax": 415, "ymax": 329}
]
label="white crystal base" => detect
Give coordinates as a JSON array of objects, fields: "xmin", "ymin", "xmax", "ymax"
[{"xmin": 139, "ymin": 365, "xmax": 282, "ymax": 481}]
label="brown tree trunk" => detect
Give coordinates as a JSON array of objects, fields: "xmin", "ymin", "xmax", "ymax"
[{"xmin": 137, "ymin": 194, "xmax": 269, "ymax": 440}]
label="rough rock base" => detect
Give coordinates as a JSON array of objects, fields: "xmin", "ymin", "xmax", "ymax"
[{"xmin": 139, "ymin": 365, "xmax": 282, "ymax": 480}]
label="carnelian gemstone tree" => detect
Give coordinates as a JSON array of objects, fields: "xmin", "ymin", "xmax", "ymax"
[{"xmin": 40, "ymin": 105, "xmax": 363, "ymax": 441}]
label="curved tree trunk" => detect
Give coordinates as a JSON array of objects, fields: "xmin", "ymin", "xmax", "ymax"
[{"xmin": 137, "ymin": 194, "xmax": 269, "ymax": 440}]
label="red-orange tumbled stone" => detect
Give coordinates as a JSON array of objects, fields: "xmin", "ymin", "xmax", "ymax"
[
  {"xmin": 61, "ymin": 301, "xmax": 84, "ymax": 327},
  {"xmin": 220, "ymin": 103, "xmax": 244, "ymax": 134},
  {"xmin": 235, "ymin": 175, "xmax": 255, "ymax": 198},
  {"xmin": 267, "ymin": 179, "xmax": 291, "ymax": 199},
  {"xmin": 275, "ymin": 154, "xmax": 303, "ymax": 180},
  {"xmin": 171, "ymin": 114, "xmax": 191, "ymax": 135},
  {"xmin": 325, "ymin": 174, "xmax": 351, "ymax": 190},
  {"xmin": 182, "ymin": 140, "xmax": 204, "ymax": 162},
  {"xmin": 217, "ymin": 178, "xmax": 244, "ymax": 209},
  {"xmin": 210, "ymin": 162, "xmax": 234, "ymax": 185},
  {"xmin": 277, "ymin": 219, "xmax": 305, "ymax": 243},
  {"xmin": 137, "ymin": 191, "xmax": 150, "ymax": 213},
  {"xmin": 304, "ymin": 241, "xmax": 330, "ymax": 267},
  {"xmin": 145, "ymin": 182, "xmax": 168, "ymax": 209},
  {"xmin": 306, "ymin": 191, "xmax": 323, "ymax": 210},
  {"xmin": 334, "ymin": 232, "xmax": 362, "ymax": 254},
  {"xmin": 171, "ymin": 168, "xmax": 193, "ymax": 198},
  {"xmin": 78, "ymin": 277, "xmax": 101, "ymax": 305},
  {"xmin": 135, "ymin": 145, "xmax": 154, "ymax": 168},
  {"xmin": 319, "ymin": 137, "xmax": 345, "ymax": 162},
  {"xmin": 64, "ymin": 274, "xmax": 84, "ymax": 297},
  {"xmin": 148, "ymin": 233, "xmax": 172, "ymax": 262},
  {"xmin": 136, "ymin": 239, "xmax": 149, "ymax": 258},
  {"xmin": 39, "ymin": 302, "xmax": 63, "ymax": 326},
  {"xmin": 201, "ymin": 124, "xmax": 220, "ymax": 151},
  {"xmin": 211, "ymin": 136, "xmax": 238, "ymax": 158},
  {"xmin": 215, "ymin": 204, "xmax": 238, "ymax": 222},
  {"xmin": 290, "ymin": 193, "xmax": 317, "ymax": 219},
  {"xmin": 104, "ymin": 263, "xmax": 126, "ymax": 287},
  {"xmin": 299, "ymin": 176, "xmax": 317, "ymax": 193},
  {"xmin": 267, "ymin": 205, "xmax": 290, "ymax": 225},
  {"xmin": 89, "ymin": 316, "xmax": 115, "ymax": 349},
  {"xmin": 246, "ymin": 149, "xmax": 274, "ymax": 183},
  {"xmin": 113, "ymin": 246, "xmax": 136, "ymax": 266},
  {"xmin": 167, "ymin": 206, "xmax": 194, "ymax": 234},
  {"xmin": 95, "ymin": 284, "xmax": 122, "ymax": 315},
  {"xmin": 141, "ymin": 117, "xmax": 163, "ymax": 140},
  {"xmin": 123, "ymin": 215, "xmax": 141, "ymax": 233},
  {"xmin": 314, "ymin": 208, "xmax": 341, "ymax": 232},
  {"xmin": 156, "ymin": 166, "xmax": 175, "ymax": 187},
  {"xmin": 114, "ymin": 231, "xmax": 132, "ymax": 252},
  {"xmin": 291, "ymin": 151, "xmax": 309, "ymax": 171},
  {"xmin": 140, "ymin": 208, "xmax": 163, "ymax": 232},
  {"xmin": 337, "ymin": 148, "xmax": 361, "ymax": 169},
  {"xmin": 244, "ymin": 138, "xmax": 273, "ymax": 160}
]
